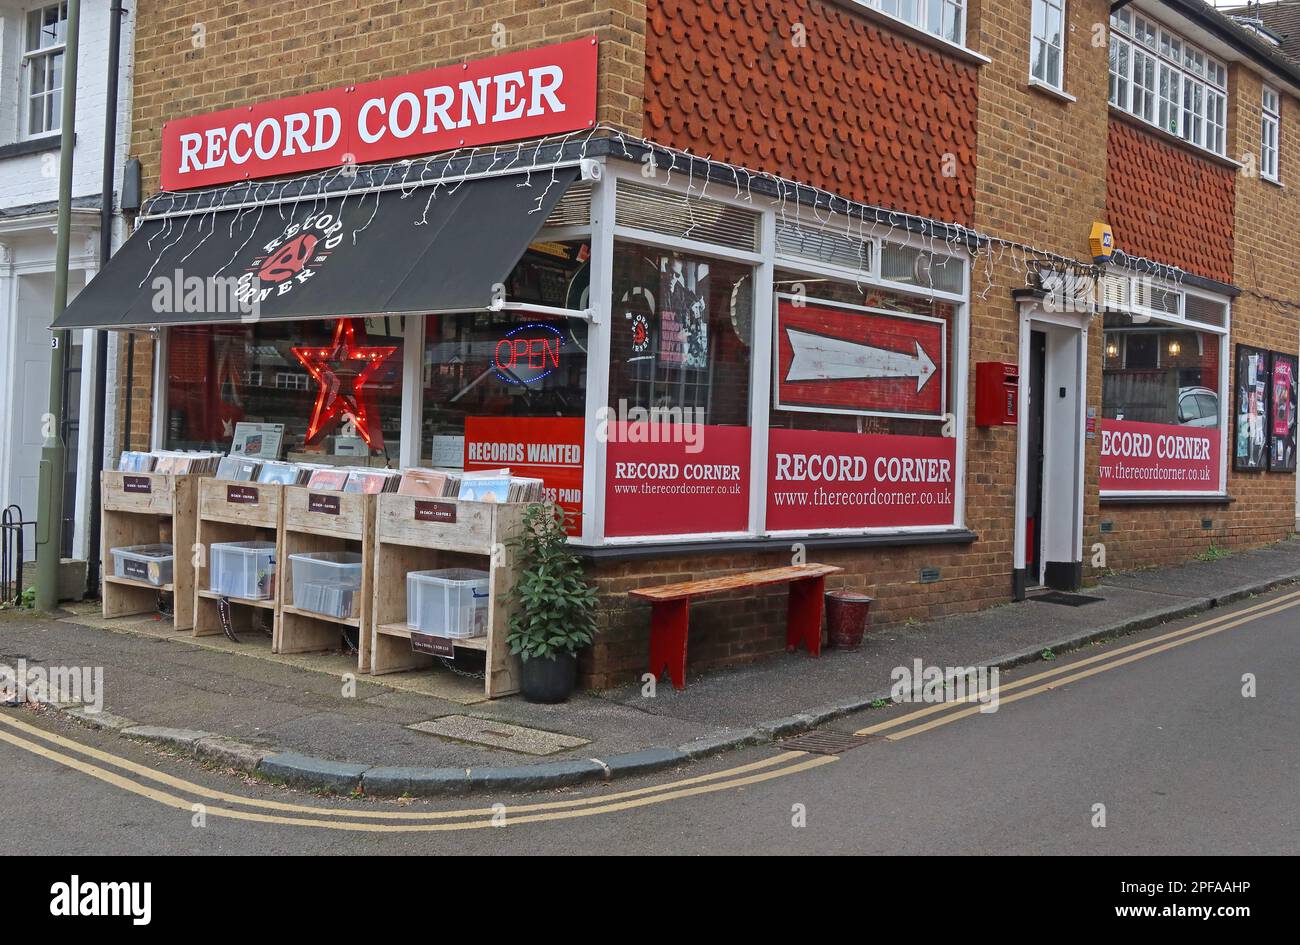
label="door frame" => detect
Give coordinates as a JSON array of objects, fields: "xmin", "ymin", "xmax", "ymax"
[{"xmin": 1013, "ymin": 301, "xmax": 1090, "ymax": 599}]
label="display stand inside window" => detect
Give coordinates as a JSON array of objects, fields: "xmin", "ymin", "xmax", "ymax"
[
  {"xmin": 194, "ymin": 478, "xmax": 284, "ymax": 644},
  {"xmin": 101, "ymin": 471, "xmax": 204, "ymax": 630},
  {"xmin": 371, "ymin": 495, "xmax": 525, "ymax": 699},
  {"xmin": 277, "ymin": 486, "xmax": 376, "ymax": 671}
]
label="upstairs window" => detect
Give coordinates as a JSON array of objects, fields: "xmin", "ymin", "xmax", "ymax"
[
  {"xmin": 23, "ymin": 2, "xmax": 68, "ymax": 137},
  {"xmin": 865, "ymin": 0, "xmax": 966, "ymax": 46},
  {"xmin": 1262, "ymin": 86, "xmax": 1281, "ymax": 182},
  {"xmin": 1109, "ymin": 10, "xmax": 1227, "ymax": 157},
  {"xmin": 1030, "ymin": 0, "xmax": 1066, "ymax": 90}
]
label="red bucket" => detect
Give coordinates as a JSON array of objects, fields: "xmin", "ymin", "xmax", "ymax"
[{"xmin": 825, "ymin": 591, "xmax": 873, "ymax": 649}]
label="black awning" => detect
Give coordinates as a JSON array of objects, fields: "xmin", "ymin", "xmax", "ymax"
[{"xmin": 54, "ymin": 167, "xmax": 580, "ymax": 329}]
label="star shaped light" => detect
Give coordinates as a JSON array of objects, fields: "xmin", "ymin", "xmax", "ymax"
[{"xmin": 290, "ymin": 318, "xmax": 397, "ymax": 449}]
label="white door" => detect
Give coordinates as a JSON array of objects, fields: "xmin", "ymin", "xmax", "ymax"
[{"xmin": 5, "ymin": 273, "xmax": 56, "ymax": 528}]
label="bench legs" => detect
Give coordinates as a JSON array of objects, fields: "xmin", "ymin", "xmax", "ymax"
[
  {"xmin": 787, "ymin": 576, "xmax": 826, "ymax": 656},
  {"xmin": 647, "ymin": 598, "xmax": 690, "ymax": 691}
]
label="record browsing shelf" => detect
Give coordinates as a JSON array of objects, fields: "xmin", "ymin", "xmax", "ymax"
[
  {"xmin": 371, "ymin": 495, "xmax": 526, "ymax": 698},
  {"xmin": 100, "ymin": 471, "xmax": 205, "ymax": 631},
  {"xmin": 278, "ymin": 486, "xmax": 376, "ymax": 672},
  {"xmin": 194, "ymin": 478, "xmax": 284, "ymax": 642},
  {"xmin": 102, "ymin": 475, "xmax": 529, "ymax": 696}
]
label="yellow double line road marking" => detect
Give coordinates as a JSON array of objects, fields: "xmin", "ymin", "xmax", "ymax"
[
  {"xmin": 0, "ymin": 711, "xmax": 835, "ymax": 831},
  {"xmin": 1, "ymin": 589, "xmax": 1292, "ymax": 832},
  {"xmin": 856, "ymin": 589, "xmax": 1300, "ymax": 741}
]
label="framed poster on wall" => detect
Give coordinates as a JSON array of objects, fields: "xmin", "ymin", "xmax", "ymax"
[
  {"xmin": 1234, "ymin": 344, "xmax": 1270, "ymax": 472},
  {"xmin": 1269, "ymin": 351, "xmax": 1297, "ymax": 472}
]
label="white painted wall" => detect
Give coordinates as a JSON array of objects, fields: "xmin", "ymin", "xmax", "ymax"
[{"xmin": 0, "ymin": 1, "xmax": 135, "ymax": 563}]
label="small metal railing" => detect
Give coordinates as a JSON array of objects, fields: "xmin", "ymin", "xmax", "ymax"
[{"xmin": 1, "ymin": 505, "xmax": 30, "ymax": 605}]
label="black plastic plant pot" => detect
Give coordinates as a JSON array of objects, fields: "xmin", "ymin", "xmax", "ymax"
[{"xmin": 520, "ymin": 652, "xmax": 578, "ymax": 703}]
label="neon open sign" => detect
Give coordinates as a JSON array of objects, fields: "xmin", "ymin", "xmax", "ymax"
[{"xmin": 494, "ymin": 322, "xmax": 564, "ymax": 385}]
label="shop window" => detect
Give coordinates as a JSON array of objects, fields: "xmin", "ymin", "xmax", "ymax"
[
  {"xmin": 1100, "ymin": 312, "xmax": 1225, "ymax": 493},
  {"xmin": 165, "ymin": 318, "xmax": 404, "ymax": 462},
  {"xmin": 766, "ymin": 271, "xmax": 959, "ymax": 533},
  {"xmin": 420, "ymin": 238, "xmax": 590, "ymax": 527},
  {"xmin": 604, "ymin": 240, "xmax": 755, "ymax": 538}
]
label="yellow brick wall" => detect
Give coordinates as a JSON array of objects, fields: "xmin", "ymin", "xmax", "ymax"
[{"xmin": 129, "ymin": 0, "xmax": 647, "ymax": 197}]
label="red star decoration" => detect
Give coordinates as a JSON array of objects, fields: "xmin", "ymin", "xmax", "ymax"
[{"xmin": 290, "ymin": 318, "xmax": 397, "ymax": 449}]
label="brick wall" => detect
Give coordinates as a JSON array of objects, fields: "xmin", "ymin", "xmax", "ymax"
[
  {"xmin": 114, "ymin": 334, "xmax": 155, "ymax": 452},
  {"xmin": 1095, "ymin": 60, "xmax": 1299, "ymax": 571},
  {"xmin": 1107, "ymin": 118, "xmax": 1236, "ymax": 284},
  {"xmin": 643, "ymin": 0, "xmax": 978, "ymax": 224},
  {"xmin": 129, "ymin": 0, "xmax": 647, "ymax": 197}
]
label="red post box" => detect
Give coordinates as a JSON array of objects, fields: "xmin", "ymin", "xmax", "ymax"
[{"xmin": 975, "ymin": 361, "xmax": 1018, "ymax": 426}]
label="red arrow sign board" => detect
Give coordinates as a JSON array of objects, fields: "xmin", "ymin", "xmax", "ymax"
[{"xmin": 775, "ymin": 298, "xmax": 947, "ymax": 419}]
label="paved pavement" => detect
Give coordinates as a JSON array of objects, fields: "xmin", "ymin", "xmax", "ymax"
[
  {"xmin": 1, "ymin": 582, "xmax": 1297, "ymax": 856},
  {"xmin": 1, "ymin": 538, "xmax": 1297, "ymax": 789}
]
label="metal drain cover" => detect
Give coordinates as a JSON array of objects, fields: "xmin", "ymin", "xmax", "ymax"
[{"xmin": 782, "ymin": 731, "xmax": 875, "ymax": 755}]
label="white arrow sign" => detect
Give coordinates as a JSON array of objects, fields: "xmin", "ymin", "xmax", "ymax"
[{"xmin": 785, "ymin": 328, "xmax": 937, "ymax": 393}]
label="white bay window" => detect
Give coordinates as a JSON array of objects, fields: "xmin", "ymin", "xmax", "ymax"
[{"xmin": 1109, "ymin": 10, "xmax": 1228, "ymax": 157}]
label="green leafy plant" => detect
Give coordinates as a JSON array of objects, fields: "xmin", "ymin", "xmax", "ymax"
[
  {"xmin": 1195, "ymin": 543, "xmax": 1230, "ymax": 562},
  {"xmin": 1040, "ymin": 647, "xmax": 1056, "ymax": 661},
  {"xmin": 506, "ymin": 503, "xmax": 598, "ymax": 662},
  {"xmin": 0, "ymin": 587, "xmax": 35, "ymax": 611}
]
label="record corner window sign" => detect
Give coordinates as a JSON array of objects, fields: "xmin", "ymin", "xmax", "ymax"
[
  {"xmin": 775, "ymin": 295, "xmax": 947, "ymax": 420},
  {"xmin": 161, "ymin": 38, "xmax": 599, "ymax": 190}
]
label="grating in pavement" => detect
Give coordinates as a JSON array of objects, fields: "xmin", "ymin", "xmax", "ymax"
[
  {"xmin": 781, "ymin": 730, "xmax": 876, "ymax": 755},
  {"xmin": 407, "ymin": 715, "xmax": 591, "ymax": 755},
  {"xmin": 1028, "ymin": 591, "xmax": 1105, "ymax": 607}
]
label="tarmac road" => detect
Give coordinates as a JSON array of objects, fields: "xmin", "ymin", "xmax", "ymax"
[{"xmin": 1, "ymin": 584, "xmax": 1298, "ymax": 857}]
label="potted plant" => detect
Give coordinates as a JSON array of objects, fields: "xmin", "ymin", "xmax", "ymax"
[{"xmin": 506, "ymin": 503, "xmax": 597, "ymax": 703}]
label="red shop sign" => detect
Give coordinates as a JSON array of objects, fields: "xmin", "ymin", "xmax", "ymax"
[
  {"xmin": 464, "ymin": 417, "xmax": 584, "ymax": 534},
  {"xmin": 766, "ymin": 428, "xmax": 957, "ymax": 531},
  {"xmin": 162, "ymin": 38, "xmax": 599, "ymax": 191},
  {"xmin": 1099, "ymin": 418, "xmax": 1222, "ymax": 492},
  {"xmin": 604, "ymin": 424, "xmax": 750, "ymax": 538},
  {"xmin": 775, "ymin": 298, "xmax": 946, "ymax": 419}
]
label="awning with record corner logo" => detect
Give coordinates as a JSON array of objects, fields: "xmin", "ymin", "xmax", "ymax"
[{"xmin": 52, "ymin": 167, "xmax": 580, "ymax": 330}]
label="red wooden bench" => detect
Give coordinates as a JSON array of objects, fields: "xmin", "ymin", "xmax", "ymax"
[{"xmin": 629, "ymin": 564, "xmax": 843, "ymax": 690}]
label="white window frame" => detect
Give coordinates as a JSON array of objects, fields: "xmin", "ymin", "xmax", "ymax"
[
  {"xmin": 1099, "ymin": 275, "xmax": 1231, "ymax": 500},
  {"xmin": 1030, "ymin": 0, "xmax": 1067, "ymax": 91},
  {"xmin": 594, "ymin": 161, "xmax": 971, "ymax": 546},
  {"xmin": 1109, "ymin": 11, "xmax": 1229, "ymax": 158},
  {"xmin": 860, "ymin": 0, "xmax": 967, "ymax": 48},
  {"xmin": 150, "ymin": 160, "xmax": 973, "ymax": 548},
  {"xmin": 1262, "ymin": 86, "xmax": 1281, "ymax": 183},
  {"xmin": 22, "ymin": 2, "xmax": 68, "ymax": 139}
]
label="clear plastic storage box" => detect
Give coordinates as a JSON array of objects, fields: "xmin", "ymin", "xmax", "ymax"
[
  {"xmin": 209, "ymin": 540, "xmax": 277, "ymax": 600},
  {"xmin": 406, "ymin": 568, "xmax": 490, "ymax": 639},
  {"xmin": 289, "ymin": 551, "xmax": 364, "ymax": 619},
  {"xmin": 111, "ymin": 543, "xmax": 174, "ymax": 586}
]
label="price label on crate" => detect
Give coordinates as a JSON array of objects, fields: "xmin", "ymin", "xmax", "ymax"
[
  {"xmin": 226, "ymin": 485, "xmax": 260, "ymax": 504},
  {"xmin": 413, "ymin": 500, "xmax": 457, "ymax": 524},
  {"xmin": 122, "ymin": 476, "xmax": 152, "ymax": 494},
  {"xmin": 410, "ymin": 632, "xmax": 455, "ymax": 657},
  {"xmin": 308, "ymin": 493, "xmax": 340, "ymax": 515}
]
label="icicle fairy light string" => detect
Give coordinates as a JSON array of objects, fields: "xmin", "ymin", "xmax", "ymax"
[{"xmin": 138, "ymin": 124, "xmax": 1167, "ymax": 306}]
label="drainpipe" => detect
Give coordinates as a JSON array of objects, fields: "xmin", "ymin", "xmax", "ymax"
[
  {"xmin": 86, "ymin": 0, "xmax": 125, "ymax": 597},
  {"xmin": 35, "ymin": 0, "xmax": 80, "ymax": 611}
]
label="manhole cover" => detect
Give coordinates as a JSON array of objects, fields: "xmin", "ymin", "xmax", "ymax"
[
  {"xmin": 407, "ymin": 715, "xmax": 590, "ymax": 756},
  {"xmin": 1029, "ymin": 591, "xmax": 1104, "ymax": 607},
  {"xmin": 782, "ymin": 731, "xmax": 876, "ymax": 755}
]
